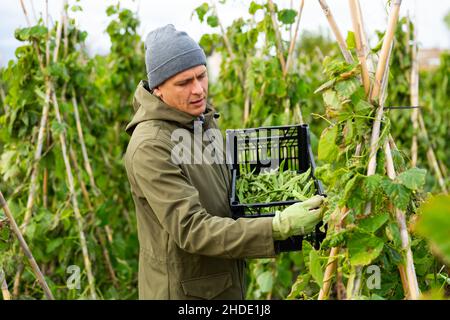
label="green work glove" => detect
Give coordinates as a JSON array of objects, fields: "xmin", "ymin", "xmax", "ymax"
[{"xmin": 272, "ymin": 195, "xmax": 325, "ymax": 240}]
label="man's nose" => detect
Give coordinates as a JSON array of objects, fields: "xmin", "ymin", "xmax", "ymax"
[{"xmin": 191, "ymin": 79, "xmax": 203, "ymax": 95}]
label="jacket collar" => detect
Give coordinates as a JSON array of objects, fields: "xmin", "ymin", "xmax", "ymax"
[{"xmin": 126, "ymin": 80, "xmax": 217, "ymax": 135}]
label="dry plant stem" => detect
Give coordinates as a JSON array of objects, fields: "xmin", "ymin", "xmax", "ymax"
[
  {"xmin": 267, "ymin": 0, "xmax": 286, "ymax": 71},
  {"xmin": 349, "ymin": 0, "xmax": 370, "ymax": 95},
  {"xmin": 21, "ymin": 0, "xmax": 65, "ymax": 232},
  {"xmin": 45, "ymin": 0, "xmax": 50, "ymax": 66},
  {"xmin": 318, "ymin": 246, "xmax": 339, "ymax": 300},
  {"xmin": 410, "ymin": 27, "xmax": 419, "ymax": 167},
  {"xmin": 317, "ymin": 0, "xmax": 354, "ymax": 64},
  {"xmin": 69, "ymin": 149, "xmax": 119, "ymax": 289},
  {"xmin": 384, "ymin": 140, "xmax": 420, "ymax": 299},
  {"xmin": 370, "ymin": 0, "xmax": 402, "ymax": 101},
  {"xmin": 53, "ymin": 0, "xmax": 67, "ymax": 63},
  {"xmin": 21, "ymin": 85, "xmax": 52, "ymax": 232},
  {"xmin": 52, "ymin": 92, "xmax": 97, "ymax": 300},
  {"xmin": 0, "ymin": 268, "xmax": 11, "ymax": 300},
  {"xmin": 0, "ymin": 191, "xmax": 54, "ymax": 300},
  {"xmin": 72, "ymin": 94, "xmax": 99, "ymax": 194},
  {"xmin": 284, "ymin": 0, "xmax": 305, "ymax": 76},
  {"xmin": 19, "ymin": 0, "xmax": 44, "ymax": 71},
  {"xmin": 417, "ymin": 114, "xmax": 448, "ymax": 194},
  {"xmin": 0, "ymin": 85, "xmax": 9, "ymax": 114},
  {"xmin": 80, "ymin": 96, "xmax": 93, "ymax": 124},
  {"xmin": 355, "ymin": 0, "xmax": 375, "ymax": 74}
]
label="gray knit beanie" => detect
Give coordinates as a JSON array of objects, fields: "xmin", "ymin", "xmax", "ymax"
[{"xmin": 145, "ymin": 24, "xmax": 207, "ymax": 90}]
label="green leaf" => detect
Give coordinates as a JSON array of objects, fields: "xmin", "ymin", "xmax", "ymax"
[
  {"xmin": 257, "ymin": 271, "xmax": 274, "ymax": 293},
  {"xmin": 359, "ymin": 212, "xmax": 389, "ymax": 233},
  {"xmin": 318, "ymin": 124, "xmax": 339, "ymax": 162},
  {"xmin": 346, "ymin": 31, "xmax": 356, "ymax": 50},
  {"xmin": 380, "ymin": 178, "xmax": 411, "ymax": 211},
  {"xmin": 414, "ymin": 195, "xmax": 450, "ymax": 265},
  {"xmin": 287, "ymin": 274, "xmax": 311, "ymax": 299},
  {"xmin": 323, "ymin": 89, "xmax": 342, "ymax": 111},
  {"xmin": 194, "ymin": 3, "xmax": 209, "ymax": 22},
  {"xmin": 363, "ymin": 174, "xmax": 382, "ymax": 199},
  {"xmin": 386, "ymin": 222, "xmax": 402, "ymax": 249},
  {"xmin": 396, "ymin": 168, "xmax": 427, "ymax": 190},
  {"xmin": 335, "ymin": 78, "xmax": 360, "ymax": 100},
  {"xmin": 71, "ymin": 5, "xmax": 83, "ymax": 12},
  {"xmin": 249, "ymin": 1, "xmax": 263, "ymax": 15},
  {"xmin": 277, "ymin": 9, "xmax": 297, "ymax": 24},
  {"xmin": 348, "ymin": 231, "xmax": 384, "ymax": 266},
  {"xmin": 46, "ymin": 238, "xmax": 63, "ymax": 254},
  {"xmin": 51, "ymin": 120, "xmax": 66, "ymax": 136},
  {"xmin": 309, "ymin": 249, "xmax": 323, "ymax": 288},
  {"xmin": 206, "ymin": 15, "xmax": 219, "ymax": 28},
  {"xmin": 314, "ymin": 79, "xmax": 335, "ymax": 94}
]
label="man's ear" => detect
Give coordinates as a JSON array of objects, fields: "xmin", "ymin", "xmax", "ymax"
[{"xmin": 153, "ymin": 87, "xmax": 162, "ymax": 99}]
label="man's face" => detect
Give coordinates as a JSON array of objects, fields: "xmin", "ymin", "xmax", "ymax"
[{"xmin": 153, "ymin": 65, "xmax": 208, "ymax": 117}]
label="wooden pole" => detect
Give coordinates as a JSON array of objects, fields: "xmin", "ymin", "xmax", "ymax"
[
  {"xmin": 267, "ymin": 0, "xmax": 287, "ymax": 71},
  {"xmin": 370, "ymin": 0, "xmax": 402, "ymax": 102},
  {"xmin": 410, "ymin": 24, "xmax": 419, "ymax": 167},
  {"xmin": 52, "ymin": 91, "xmax": 97, "ymax": 300},
  {"xmin": 69, "ymin": 148, "xmax": 119, "ymax": 289},
  {"xmin": 0, "ymin": 191, "xmax": 54, "ymax": 300},
  {"xmin": 71, "ymin": 94, "xmax": 99, "ymax": 194},
  {"xmin": 0, "ymin": 267, "xmax": 11, "ymax": 300},
  {"xmin": 284, "ymin": 0, "xmax": 305, "ymax": 76},
  {"xmin": 349, "ymin": 0, "xmax": 370, "ymax": 95},
  {"xmin": 317, "ymin": 0, "xmax": 354, "ymax": 64}
]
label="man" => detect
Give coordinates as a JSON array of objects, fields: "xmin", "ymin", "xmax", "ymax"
[{"xmin": 124, "ymin": 24, "xmax": 324, "ymax": 300}]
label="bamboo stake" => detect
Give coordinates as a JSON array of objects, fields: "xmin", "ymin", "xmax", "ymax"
[
  {"xmin": 52, "ymin": 91, "xmax": 97, "ymax": 299},
  {"xmin": 318, "ymin": 246, "xmax": 339, "ymax": 300},
  {"xmin": 21, "ymin": 0, "xmax": 65, "ymax": 232},
  {"xmin": 19, "ymin": 0, "xmax": 45, "ymax": 71},
  {"xmin": 267, "ymin": 0, "xmax": 287, "ymax": 71},
  {"xmin": 384, "ymin": 140, "xmax": 420, "ymax": 299},
  {"xmin": 20, "ymin": 85, "xmax": 51, "ymax": 233},
  {"xmin": 355, "ymin": 0, "xmax": 375, "ymax": 74},
  {"xmin": 418, "ymin": 114, "xmax": 448, "ymax": 194},
  {"xmin": 69, "ymin": 148, "xmax": 119, "ymax": 289},
  {"xmin": 71, "ymin": 94, "xmax": 99, "ymax": 194},
  {"xmin": 0, "ymin": 191, "xmax": 54, "ymax": 299},
  {"xmin": 28, "ymin": 0, "xmax": 38, "ymax": 24},
  {"xmin": 410, "ymin": 24, "xmax": 419, "ymax": 167},
  {"xmin": 349, "ymin": 0, "xmax": 370, "ymax": 95},
  {"xmin": 370, "ymin": 0, "xmax": 402, "ymax": 102},
  {"xmin": 317, "ymin": 0, "xmax": 354, "ymax": 64},
  {"xmin": 0, "ymin": 85, "xmax": 9, "ymax": 114},
  {"xmin": 0, "ymin": 268, "xmax": 11, "ymax": 300},
  {"xmin": 45, "ymin": 0, "xmax": 50, "ymax": 67},
  {"xmin": 80, "ymin": 96, "xmax": 93, "ymax": 125},
  {"xmin": 349, "ymin": 0, "xmax": 420, "ymax": 299},
  {"xmin": 284, "ymin": 0, "xmax": 305, "ymax": 76},
  {"xmin": 367, "ymin": 10, "xmax": 398, "ymax": 180}
]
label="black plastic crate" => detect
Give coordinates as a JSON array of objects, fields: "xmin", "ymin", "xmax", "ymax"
[{"xmin": 226, "ymin": 124, "xmax": 326, "ymax": 252}]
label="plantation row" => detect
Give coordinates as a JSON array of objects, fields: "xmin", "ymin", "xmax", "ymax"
[{"xmin": 0, "ymin": 0, "xmax": 448, "ymax": 300}]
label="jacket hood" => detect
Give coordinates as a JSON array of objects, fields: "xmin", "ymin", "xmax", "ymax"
[{"xmin": 126, "ymin": 80, "xmax": 218, "ymax": 135}]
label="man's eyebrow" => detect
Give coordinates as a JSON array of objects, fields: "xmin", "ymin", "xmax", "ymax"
[{"xmin": 174, "ymin": 71, "xmax": 207, "ymax": 84}]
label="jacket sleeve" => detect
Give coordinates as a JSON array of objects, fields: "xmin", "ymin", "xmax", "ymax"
[{"xmin": 131, "ymin": 138, "xmax": 276, "ymax": 259}]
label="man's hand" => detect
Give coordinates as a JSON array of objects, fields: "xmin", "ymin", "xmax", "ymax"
[{"xmin": 272, "ymin": 195, "xmax": 325, "ymax": 240}]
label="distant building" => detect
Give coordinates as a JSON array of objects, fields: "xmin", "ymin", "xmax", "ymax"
[{"xmin": 418, "ymin": 48, "xmax": 448, "ymax": 71}]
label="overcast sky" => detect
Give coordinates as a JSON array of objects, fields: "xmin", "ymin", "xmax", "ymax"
[{"xmin": 1, "ymin": 0, "xmax": 449, "ymax": 67}]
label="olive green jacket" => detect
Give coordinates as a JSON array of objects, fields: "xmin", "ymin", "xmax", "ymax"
[{"xmin": 124, "ymin": 81, "xmax": 276, "ymax": 300}]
